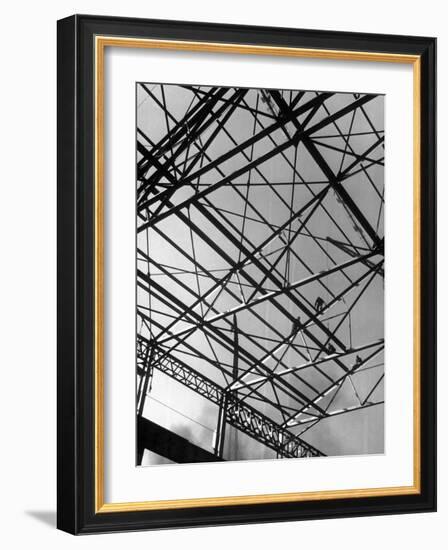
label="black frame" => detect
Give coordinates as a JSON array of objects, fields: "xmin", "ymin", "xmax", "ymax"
[{"xmin": 57, "ymin": 14, "xmax": 436, "ymax": 534}]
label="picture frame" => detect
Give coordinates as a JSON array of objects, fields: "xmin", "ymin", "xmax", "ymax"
[{"xmin": 57, "ymin": 14, "xmax": 436, "ymax": 534}]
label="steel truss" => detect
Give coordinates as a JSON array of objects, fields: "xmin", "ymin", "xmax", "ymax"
[{"xmin": 136, "ymin": 83, "xmax": 385, "ymax": 462}]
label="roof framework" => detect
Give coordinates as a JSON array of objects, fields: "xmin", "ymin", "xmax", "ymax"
[{"xmin": 136, "ymin": 83, "xmax": 385, "ymax": 462}]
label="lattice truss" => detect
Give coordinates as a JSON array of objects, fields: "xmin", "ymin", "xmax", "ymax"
[{"xmin": 136, "ymin": 83, "xmax": 385, "ymax": 461}]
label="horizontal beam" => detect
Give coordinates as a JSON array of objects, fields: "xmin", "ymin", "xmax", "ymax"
[{"xmin": 137, "ymin": 416, "xmax": 223, "ymax": 464}]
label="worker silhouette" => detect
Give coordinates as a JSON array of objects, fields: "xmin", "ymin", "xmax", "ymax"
[
  {"xmin": 314, "ymin": 296, "xmax": 325, "ymax": 313},
  {"xmin": 326, "ymin": 343, "xmax": 336, "ymax": 355}
]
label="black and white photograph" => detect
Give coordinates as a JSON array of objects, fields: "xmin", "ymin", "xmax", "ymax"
[
  {"xmin": 0, "ymin": 1, "xmax": 440, "ymax": 543},
  {"xmin": 136, "ymin": 83, "xmax": 385, "ymax": 466}
]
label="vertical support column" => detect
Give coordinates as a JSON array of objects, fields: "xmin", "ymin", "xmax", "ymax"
[
  {"xmin": 214, "ymin": 393, "xmax": 228, "ymax": 458},
  {"xmin": 137, "ymin": 344, "xmax": 154, "ymax": 417},
  {"xmin": 232, "ymin": 314, "xmax": 239, "ymax": 387}
]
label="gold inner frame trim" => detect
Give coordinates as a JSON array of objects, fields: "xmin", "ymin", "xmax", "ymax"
[{"xmin": 94, "ymin": 35, "xmax": 421, "ymax": 513}]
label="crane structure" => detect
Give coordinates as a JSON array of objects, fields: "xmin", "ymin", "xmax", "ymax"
[{"xmin": 136, "ymin": 83, "xmax": 385, "ymax": 465}]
